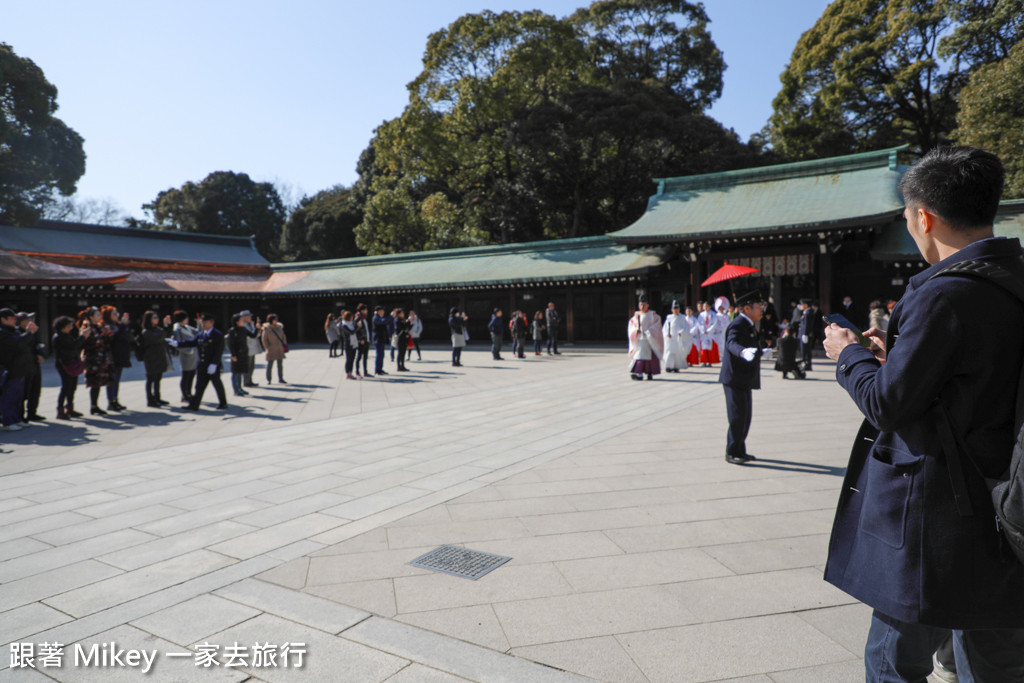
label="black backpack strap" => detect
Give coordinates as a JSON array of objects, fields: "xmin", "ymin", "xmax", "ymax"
[{"xmin": 928, "ymin": 259, "xmax": 1024, "ymax": 516}]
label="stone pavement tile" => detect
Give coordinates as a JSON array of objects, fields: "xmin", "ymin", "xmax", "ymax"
[
  {"xmin": 309, "ymin": 528, "xmax": 389, "ymax": 556},
  {"xmin": 342, "ymin": 616, "xmax": 590, "ymax": 683},
  {"xmin": 395, "ymin": 563, "xmax": 575, "ymax": 614},
  {"xmin": 29, "ymin": 505, "xmax": 180, "ymax": 546},
  {"xmin": 604, "ymin": 518, "xmax": 765, "ymax": 554},
  {"xmin": 255, "ymin": 558, "xmax": 309, "ymax": 590},
  {"xmin": 306, "ymin": 547, "xmax": 434, "ymax": 586},
  {"xmin": 129, "ymin": 594, "xmax": 262, "ymax": 647},
  {"xmin": 71, "ymin": 484, "xmax": 207, "ymax": 518},
  {"xmin": 322, "ymin": 486, "xmax": 428, "ymax": 521},
  {"xmin": 0, "ymin": 498, "xmax": 33, "ymax": 514},
  {"xmin": 44, "ymin": 550, "xmax": 237, "ymax": 618},
  {"xmin": 0, "ymin": 665, "xmax": 54, "ymax": 680},
  {"xmin": 702, "ymin": 535, "xmax": 831, "ymax": 575},
  {"xmin": 0, "ymin": 602, "xmax": 74, "ymax": 648},
  {"xmin": 736, "ymin": 509, "xmax": 836, "ymax": 539},
  {"xmin": 37, "ymin": 623, "xmax": 247, "ymax": 682},
  {"xmin": 208, "ymin": 612, "xmax": 408, "ymax": 682},
  {"xmin": 644, "ymin": 489, "xmax": 838, "ymax": 525},
  {"xmin": 493, "ymin": 479, "xmax": 613, "ymax": 499},
  {"xmin": 208, "ymin": 513, "xmax": 345, "ymax": 560},
  {"xmin": 97, "ymin": 521, "xmax": 256, "ymax": 571},
  {"xmin": 520, "ymin": 508, "xmax": 659, "ymax": 537},
  {"xmin": 2, "ymin": 492, "xmax": 121, "ymax": 527},
  {"xmin": 663, "ymin": 568, "xmax": 856, "ymax": 623},
  {"xmin": 468, "ymin": 531, "xmax": 625, "ymax": 565},
  {"xmin": 406, "ymin": 465, "xmax": 492, "ymax": 493},
  {"xmin": 511, "ymin": 636, "xmax": 649, "ymax": 683},
  {"xmin": 795, "ymin": 603, "xmax": 873, "ymax": 656},
  {"xmin": 449, "ymin": 486, "xmax": 504, "ymax": 504},
  {"xmin": 533, "ymin": 464, "xmax": 644, "ymax": 482},
  {"xmin": 266, "ymin": 540, "xmax": 326, "ymax": 562},
  {"xmin": 386, "ymin": 505, "xmax": 453, "ymax": 528},
  {"xmin": 248, "ymin": 474, "xmax": 356, "ymax": 504},
  {"xmin": 170, "ymin": 479, "xmax": 281, "ymax": 511},
  {"xmin": 385, "ymin": 518, "xmax": 533, "ymax": 550},
  {"xmin": 767, "ymin": 660, "xmax": 866, "ymax": 682},
  {"xmin": 0, "ymin": 560, "xmax": 123, "ymax": 613},
  {"xmin": 555, "ymin": 547, "xmax": 734, "ymax": 593},
  {"xmin": 493, "ymin": 585, "xmax": 700, "ymax": 648},
  {"xmin": 396, "ymin": 604, "xmax": 511, "ymax": 652},
  {"xmin": 446, "ymin": 496, "xmax": 578, "ymax": 522},
  {"xmin": 616, "ymin": 614, "xmax": 855, "ymax": 683},
  {"xmin": 215, "ymin": 578, "xmax": 369, "ymax": 634},
  {"xmin": 230, "ymin": 492, "xmax": 352, "ymax": 528},
  {"xmin": 133, "ymin": 498, "xmax": 270, "ymax": 537},
  {"xmin": 384, "ymin": 663, "xmax": 473, "ymax": 682},
  {"xmin": 0, "ymin": 529, "xmax": 155, "ymax": 582},
  {"xmin": 0, "ymin": 538, "xmax": 52, "ymax": 564},
  {"xmin": 306, "ymin": 579, "xmax": 398, "ymax": 618}
]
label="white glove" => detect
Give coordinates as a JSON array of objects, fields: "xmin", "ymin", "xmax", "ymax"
[
  {"xmin": 207, "ymin": 364, "xmax": 217, "ymax": 374},
  {"xmin": 166, "ymin": 338, "xmax": 178, "ymax": 347},
  {"xmin": 761, "ymin": 348, "xmax": 773, "ymax": 361},
  {"xmin": 801, "ymin": 335, "xmax": 808, "ymax": 344},
  {"xmin": 741, "ymin": 347, "xmax": 758, "ymax": 362}
]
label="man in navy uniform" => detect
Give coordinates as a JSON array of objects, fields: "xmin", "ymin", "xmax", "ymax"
[
  {"xmin": 719, "ymin": 290, "xmax": 764, "ymax": 465},
  {"xmin": 824, "ymin": 146, "xmax": 1024, "ymax": 680},
  {"xmin": 179, "ymin": 313, "xmax": 228, "ymax": 410}
]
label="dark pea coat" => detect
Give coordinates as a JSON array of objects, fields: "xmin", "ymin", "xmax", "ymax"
[
  {"xmin": 719, "ymin": 314, "xmax": 762, "ymax": 390},
  {"xmin": 827, "ymin": 237, "xmax": 1024, "ymax": 628}
]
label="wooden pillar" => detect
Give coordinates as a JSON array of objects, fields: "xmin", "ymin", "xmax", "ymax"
[
  {"xmin": 566, "ymin": 287, "xmax": 575, "ymax": 344},
  {"xmin": 36, "ymin": 290, "xmax": 50, "ymax": 343},
  {"xmin": 818, "ymin": 251, "xmax": 833, "ymax": 314}
]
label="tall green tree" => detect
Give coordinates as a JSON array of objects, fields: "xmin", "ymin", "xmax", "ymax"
[
  {"xmin": 768, "ymin": 0, "xmax": 958, "ymax": 159},
  {"xmin": 279, "ymin": 185, "xmax": 365, "ymax": 261},
  {"xmin": 569, "ymin": 0, "xmax": 724, "ymax": 109},
  {"xmin": 954, "ymin": 38, "xmax": 1024, "ymax": 198},
  {"xmin": 355, "ymin": 2, "xmax": 739, "ymax": 254},
  {"xmin": 0, "ymin": 43, "xmax": 86, "ymax": 226},
  {"xmin": 142, "ymin": 171, "xmax": 286, "ymax": 259}
]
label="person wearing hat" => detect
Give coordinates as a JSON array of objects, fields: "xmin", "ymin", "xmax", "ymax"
[
  {"xmin": 238, "ymin": 310, "xmax": 262, "ymax": 387},
  {"xmin": 177, "ymin": 313, "xmax": 228, "ymax": 410},
  {"xmin": 17, "ymin": 312, "xmax": 47, "ymax": 423},
  {"xmin": 662, "ymin": 300, "xmax": 692, "ymax": 372},
  {"xmin": 627, "ymin": 295, "xmax": 664, "ymax": 380},
  {"xmin": 720, "ymin": 291, "xmax": 766, "ymax": 464}
]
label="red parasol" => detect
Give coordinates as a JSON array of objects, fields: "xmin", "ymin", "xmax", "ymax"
[{"xmin": 701, "ymin": 262, "xmax": 760, "ymax": 288}]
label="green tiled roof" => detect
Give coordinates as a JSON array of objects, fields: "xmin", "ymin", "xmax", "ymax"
[
  {"xmin": 610, "ymin": 147, "xmax": 908, "ymax": 244},
  {"xmin": 869, "ymin": 200, "xmax": 1024, "ymax": 260},
  {"xmin": 271, "ymin": 236, "xmax": 670, "ymax": 293}
]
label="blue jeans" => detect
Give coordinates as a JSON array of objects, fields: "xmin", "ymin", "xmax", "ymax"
[
  {"xmin": 374, "ymin": 340, "xmax": 386, "ymax": 373},
  {"xmin": 1, "ymin": 377, "xmax": 25, "ymax": 425},
  {"xmin": 231, "ymin": 372, "xmax": 245, "ymax": 395},
  {"xmin": 864, "ymin": 609, "xmax": 1024, "ymax": 682}
]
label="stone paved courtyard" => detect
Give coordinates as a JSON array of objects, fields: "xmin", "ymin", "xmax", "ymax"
[{"xmin": 0, "ymin": 343, "xmax": 940, "ymax": 681}]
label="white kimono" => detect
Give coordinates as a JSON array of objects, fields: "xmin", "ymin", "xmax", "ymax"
[
  {"xmin": 698, "ymin": 310, "xmax": 718, "ymax": 352},
  {"xmin": 712, "ymin": 310, "xmax": 729, "ymax": 355},
  {"xmin": 662, "ymin": 313, "xmax": 692, "ymax": 370},
  {"xmin": 627, "ymin": 310, "xmax": 664, "ymax": 367}
]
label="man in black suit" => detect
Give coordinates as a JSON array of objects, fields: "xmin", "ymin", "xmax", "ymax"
[
  {"xmin": 719, "ymin": 291, "xmax": 765, "ymax": 465},
  {"xmin": 178, "ymin": 313, "xmax": 228, "ymax": 410},
  {"xmin": 798, "ymin": 299, "xmax": 815, "ymax": 371}
]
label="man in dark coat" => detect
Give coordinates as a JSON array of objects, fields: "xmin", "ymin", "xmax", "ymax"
[
  {"xmin": 545, "ymin": 302, "xmax": 561, "ymax": 355},
  {"xmin": 824, "ymin": 146, "xmax": 1024, "ymax": 680},
  {"xmin": 179, "ymin": 313, "xmax": 227, "ymax": 410},
  {"xmin": 719, "ymin": 291, "xmax": 764, "ymax": 465},
  {"xmin": 17, "ymin": 312, "xmax": 46, "ymax": 422},
  {"xmin": 798, "ymin": 299, "xmax": 815, "ymax": 371},
  {"xmin": 0, "ymin": 308, "xmax": 37, "ymax": 431}
]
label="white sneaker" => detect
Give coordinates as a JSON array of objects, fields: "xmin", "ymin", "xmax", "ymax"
[
  {"xmin": 20, "ymin": 421, "xmax": 32, "ymax": 428},
  {"xmin": 1, "ymin": 423, "xmax": 23, "ymax": 432}
]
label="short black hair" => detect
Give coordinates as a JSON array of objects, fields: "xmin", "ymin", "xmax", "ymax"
[
  {"xmin": 173, "ymin": 310, "xmax": 188, "ymax": 323},
  {"xmin": 898, "ymin": 146, "xmax": 1004, "ymax": 231}
]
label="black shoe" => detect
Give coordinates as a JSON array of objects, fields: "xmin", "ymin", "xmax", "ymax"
[
  {"xmin": 91, "ymin": 406, "xmax": 107, "ymax": 416},
  {"xmin": 726, "ymin": 454, "xmax": 753, "ymax": 465},
  {"xmin": 68, "ymin": 409, "xmax": 83, "ymax": 418},
  {"xmin": 278, "ymin": 379, "xmax": 286, "ymax": 384},
  {"xmin": 742, "ymin": 453, "xmax": 757, "ymax": 461},
  {"xmin": 147, "ymin": 401, "xmax": 162, "ymax": 407},
  {"xmin": 108, "ymin": 402, "xmax": 126, "ymax": 412},
  {"xmin": 630, "ymin": 374, "xmax": 642, "ymax": 381},
  {"xmin": 215, "ymin": 403, "xmax": 229, "ymax": 410},
  {"xmin": 646, "ymin": 374, "xmax": 653, "ymax": 380},
  {"xmin": 28, "ymin": 414, "xmax": 46, "ymax": 422},
  {"xmin": 184, "ymin": 404, "xmax": 200, "ymax": 411}
]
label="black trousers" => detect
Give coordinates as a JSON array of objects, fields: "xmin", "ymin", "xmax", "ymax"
[
  {"xmin": 191, "ymin": 370, "xmax": 227, "ymax": 408},
  {"xmin": 344, "ymin": 343, "xmax": 356, "ymax": 373},
  {"xmin": 21, "ymin": 367, "xmax": 41, "ymax": 419},
  {"xmin": 801, "ymin": 339, "xmax": 814, "ymax": 369},
  {"xmin": 180, "ymin": 369, "xmax": 196, "ymax": 400},
  {"xmin": 723, "ymin": 384, "xmax": 753, "ymax": 457},
  {"xmin": 356, "ymin": 343, "xmax": 369, "ymax": 374},
  {"xmin": 57, "ymin": 364, "xmax": 78, "ymax": 410},
  {"xmin": 145, "ymin": 373, "xmax": 163, "ymax": 403}
]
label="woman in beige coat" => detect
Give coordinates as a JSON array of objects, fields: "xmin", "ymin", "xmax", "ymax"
[{"xmin": 260, "ymin": 314, "xmax": 288, "ymax": 384}]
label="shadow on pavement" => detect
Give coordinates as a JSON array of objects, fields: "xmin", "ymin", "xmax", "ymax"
[{"xmin": 745, "ymin": 458, "xmax": 847, "ymax": 476}]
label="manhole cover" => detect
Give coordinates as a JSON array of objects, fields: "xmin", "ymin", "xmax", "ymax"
[{"xmin": 409, "ymin": 545, "xmax": 512, "ymax": 580}]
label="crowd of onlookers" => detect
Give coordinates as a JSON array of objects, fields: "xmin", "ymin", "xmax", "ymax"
[
  {"xmin": 0, "ymin": 305, "xmax": 289, "ymax": 431},
  {"xmin": 321, "ymin": 302, "xmax": 565, "ymax": 378}
]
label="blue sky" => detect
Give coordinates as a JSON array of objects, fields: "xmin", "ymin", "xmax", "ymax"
[{"xmin": 5, "ymin": 0, "xmax": 832, "ymax": 219}]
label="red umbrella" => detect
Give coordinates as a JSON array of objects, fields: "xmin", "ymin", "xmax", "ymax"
[{"xmin": 701, "ymin": 262, "xmax": 760, "ymax": 288}]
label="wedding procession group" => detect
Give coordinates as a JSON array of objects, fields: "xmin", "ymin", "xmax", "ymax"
[{"xmin": 626, "ymin": 297, "xmax": 730, "ymax": 381}]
